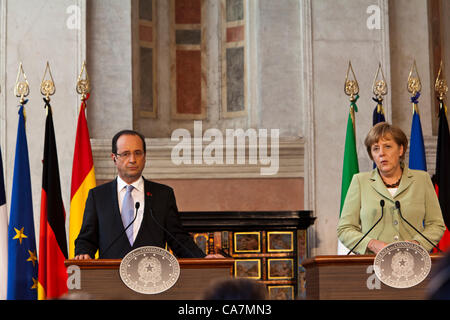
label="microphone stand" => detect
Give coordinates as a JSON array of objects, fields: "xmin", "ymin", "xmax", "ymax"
[
  {"xmin": 347, "ymin": 200, "xmax": 385, "ymax": 255},
  {"xmin": 102, "ymin": 202, "xmax": 141, "ymax": 257},
  {"xmin": 395, "ymin": 201, "xmax": 442, "ymax": 253}
]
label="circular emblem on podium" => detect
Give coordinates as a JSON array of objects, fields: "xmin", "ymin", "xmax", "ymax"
[
  {"xmin": 373, "ymin": 241, "xmax": 431, "ymax": 289},
  {"xmin": 119, "ymin": 246, "xmax": 180, "ymax": 294}
]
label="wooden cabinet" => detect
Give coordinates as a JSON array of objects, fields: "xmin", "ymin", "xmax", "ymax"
[{"xmin": 180, "ymin": 211, "xmax": 315, "ymax": 299}]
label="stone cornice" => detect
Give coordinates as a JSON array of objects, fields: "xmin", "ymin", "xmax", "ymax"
[{"xmin": 91, "ymin": 137, "xmax": 305, "ymax": 180}]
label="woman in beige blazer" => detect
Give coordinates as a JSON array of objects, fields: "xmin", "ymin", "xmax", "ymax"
[{"xmin": 337, "ymin": 122, "xmax": 445, "ymax": 254}]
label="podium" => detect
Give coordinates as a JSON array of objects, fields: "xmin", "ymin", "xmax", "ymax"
[
  {"xmin": 302, "ymin": 254, "xmax": 443, "ymax": 300},
  {"xmin": 65, "ymin": 258, "xmax": 234, "ymax": 300}
]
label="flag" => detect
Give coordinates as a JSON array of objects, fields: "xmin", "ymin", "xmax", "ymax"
[
  {"xmin": 371, "ymin": 98, "xmax": 386, "ymax": 168},
  {"xmin": 7, "ymin": 103, "xmax": 38, "ymax": 300},
  {"xmin": 338, "ymin": 95, "xmax": 360, "ymax": 254},
  {"xmin": 38, "ymin": 101, "xmax": 68, "ymax": 299},
  {"xmin": 68, "ymin": 97, "xmax": 95, "ymax": 258},
  {"xmin": 433, "ymin": 100, "xmax": 450, "ymax": 251},
  {"xmin": 372, "ymin": 98, "xmax": 386, "ymax": 125},
  {"xmin": 69, "ymin": 95, "xmax": 96, "ymax": 258},
  {"xmin": 0, "ymin": 146, "xmax": 8, "ymax": 300},
  {"xmin": 408, "ymin": 93, "xmax": 427, "ymax": 171}
]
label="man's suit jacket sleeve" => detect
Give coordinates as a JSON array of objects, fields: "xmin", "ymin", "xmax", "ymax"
[
  {"xmin": 165, "ymin": 188, "xmax": 206, "ymax": 258},
  {"xmin": 74, "ymin": 189, "xmax": 99, "ymax": 258}
]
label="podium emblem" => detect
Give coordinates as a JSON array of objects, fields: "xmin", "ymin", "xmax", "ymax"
[
  {"xmin": 119, "ymin": 246, "xmax": 180, "ymax": 294},
  {"xmin": 373, "ymin": 241, "xmax": 431, "ymax": 289}
]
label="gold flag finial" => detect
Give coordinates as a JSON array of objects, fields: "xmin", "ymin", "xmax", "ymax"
[
  {"xmin": 344, "ymin": 61, "xmax": 359, "ymax": 101},
  {"xmin": 40, "ymin": 61, "xmax": 56, "ymax": 100},
  {"xmin": 435, "ymin": 60, "xmax": 448, "ymax": 101},
  {"xmin": 407, "ymin": 60, "xmax": 422, "ymax": 96},
  {"xmin": 76, "ymin": 61, "xmax": 90, "ymax": 101},
  {"xmin": 14, "ymin": 63, "xmax": 29, "ymax": 104},
  {"xmin": 372, "ymin": 62, "xmax": 388, "ymax": 101}
]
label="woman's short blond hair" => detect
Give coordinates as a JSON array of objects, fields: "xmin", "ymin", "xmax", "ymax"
[{"xmin": 364, "ymin": 122, "xmax": 408, "ymax": 161}]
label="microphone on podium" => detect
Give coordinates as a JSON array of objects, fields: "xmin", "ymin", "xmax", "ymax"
[
  {"xmin": 102, "ymin": 202, "xmax": 141, "ymax": 257},
  {"xmin": 148, "ymin": 203, "xmax": 200, "ymax": 258},
  {"xmin": 347, "ymin": 199, "xmax": 385, "ymax": 255},
  {"xmin": 395, "ymin": 201, "xmax": 442, "ymax": 253}
]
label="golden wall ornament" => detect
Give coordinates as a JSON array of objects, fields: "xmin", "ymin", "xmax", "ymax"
[
  {"xmin": 407, "ymin": 60, "xmax": 422, "ymax": 96},
  {"xmin": 76, "ymin": 61, "xmax": 90, "ymax": 101},
  {"xmin": 40, "ymin": 62, "xmax": 56, "ymax": 100},
  {"xmin": 14, "ymin": 62, "xmax": 30, "ymax": 104},
  {"xmin": 435, "ymin": 60, "xmax": 448, "ymax": 101},
  {"xmin": 344, "ymin": 61, "xmax": 359, "ymax": 101}
]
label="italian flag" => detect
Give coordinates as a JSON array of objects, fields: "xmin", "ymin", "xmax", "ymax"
[{"xmin": 338, "ymin": 96, "xmax": 359, "ymax": 254}]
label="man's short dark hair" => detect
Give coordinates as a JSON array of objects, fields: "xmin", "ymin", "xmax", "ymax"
[{"xmin": 112, "ymin": 130, "xmax": 146, "ymax": 154}]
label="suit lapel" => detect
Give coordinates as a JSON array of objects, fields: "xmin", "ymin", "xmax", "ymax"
[
  {"xmin": 110, "ymin": 178, "xmax": 123, "ymax": 227},
  {"xmin": 369, "ymin": 169, "xmax": 393, "ymax": 201},
  {"xmin": 369, "ymin": 166, "xmax": 414, "ymax": 200},
  {"xmin": 393, "ymin": 167, "xmax": 414, "ymax": 198},
  {"xmin": 143, "ymin": 178, "xmax": 153, "ymax": 213}
]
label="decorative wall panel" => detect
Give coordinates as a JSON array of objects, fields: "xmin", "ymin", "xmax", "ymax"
[
  {"xmin": 170, "ymin": 0, "xmax": 207, "ymax": 119},
  {"xmin": 137, "ymin": 0, "xmax": 157, "ymax": 118},
  {"xmin": 221, "ymin": 0, "xmax": 247, "ymax": 118}
]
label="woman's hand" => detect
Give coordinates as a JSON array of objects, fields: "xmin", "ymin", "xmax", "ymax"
[{"xmin": 368, "ymin": 239, "xmax": 388, "ymax": 254}]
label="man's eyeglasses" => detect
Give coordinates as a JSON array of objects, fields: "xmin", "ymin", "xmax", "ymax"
[{"xmin": 115, "ymin": 150, "xmax": 145, "ymax": 159}]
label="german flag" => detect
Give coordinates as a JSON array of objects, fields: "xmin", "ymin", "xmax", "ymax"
[
  {"xmin": 38, "ymin": 102, "xmax": 68, "ymax": 299},
  {"xmin": 434, "ymin": 99, "xmax": 450, "ymax": 251},
  {"xmin": 69, "ymin": 95, "xmax": 96, "ymax": 258}
]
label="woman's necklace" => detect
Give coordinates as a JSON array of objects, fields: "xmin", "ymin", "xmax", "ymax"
[
  {"xmin": 382, "ymin": 177, "xmax": 401, "ymax": 188},
  {"xmin": 380, "ymin": 170, "xmax": 403, "ymax": 188}
]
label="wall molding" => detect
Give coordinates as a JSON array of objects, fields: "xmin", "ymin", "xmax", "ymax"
[{"xmin": 92, "ymin": 136, "xmax": 305, "ymax": 180}]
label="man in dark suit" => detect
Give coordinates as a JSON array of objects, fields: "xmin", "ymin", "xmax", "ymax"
[{"xmin": 74, "ymin": 130, "xmax": 213, "ymax": 259}]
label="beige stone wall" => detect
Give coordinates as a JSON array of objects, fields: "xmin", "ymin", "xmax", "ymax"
[
  {"xmin": 389, "ymin": 0, "xmax": 434, "ymax": 136},
  {"xmin": 0, "ymin": 0, "xmax": 85, "ymax": 240}
]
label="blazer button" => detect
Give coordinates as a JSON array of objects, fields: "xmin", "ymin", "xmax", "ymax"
[
  {"xmin": 393, "ymin": 220, "xmax": 398, "ymax": 225},
  {"xmin": 394, "ymin": 235, "xmax": 399, "ymax": 241}
]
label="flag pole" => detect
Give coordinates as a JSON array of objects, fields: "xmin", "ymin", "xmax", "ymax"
[
  {"xmin": 38, "ymin": 61, "xmax": 70, "ymax": 299},
  {"xmin": 408, "ymin": 59, "xmax": 422, "ymax": 115},
  {"xmin": 338, "ymin": 62, "xmax": 360, "ymax": 254},
  {"xmin": 433, "ymin": 60, "xmax": 450, "ymax": 252},
  {"xmin": 435, "ymin": 60, "xmax": 448, "ymax": 110},
  {"xmin": 8, "ymin": 63, "xmax": 38, "ymax": 299},
  {"xmin": 69, "ymin": 61, "xmax": 95, "ymax": 259},
  {"xmin": 14, "ymin": 62, "xmax": 30, "ymax": 106},
  {"xmin": 372, "ymin": 62, "xmax": 387, "ymax": 125},
  {"xmin": 76, "ymin": 60, "xmax": 91, "ymax": 104},
  {"xmin": 407, "ymin": 59, "xmax": 427, "ymax": 171},
  {"xmin": 344, "ymin": 61, "xmax": 359, "ymax": 132}
]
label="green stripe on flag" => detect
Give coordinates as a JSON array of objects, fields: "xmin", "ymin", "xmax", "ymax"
[{"xmin": 340, "ymin": 108, "xmax": 359, "ymax": 216}]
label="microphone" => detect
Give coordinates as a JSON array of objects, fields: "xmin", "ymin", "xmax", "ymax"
[
  {"xmin": 102, "ymin": 202, "xmax": 140, "ymax": 257},
  {"xmin": 148, "ymin": 205, "xmax": 202, "ymax": 258},
  {"xmin": 347, "ymin": 199, "xmax": 385, "ymax": 255},
  {"xmin": 395, "ymin": 201, "xmax": 442, "ymax": 252}
]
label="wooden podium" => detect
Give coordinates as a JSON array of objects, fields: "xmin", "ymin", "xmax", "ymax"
[
  {"xmin": 302, "ymin": 254, "xmax": 443, "ymax": 300},
  {"xmin": 65, "ymin": 258, "xmax": 234, "ymax": 300}
]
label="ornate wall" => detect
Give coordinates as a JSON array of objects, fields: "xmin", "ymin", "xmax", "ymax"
[{"xmin": 1, "ymin": 0, "xmax": 449, "ymax": 258}]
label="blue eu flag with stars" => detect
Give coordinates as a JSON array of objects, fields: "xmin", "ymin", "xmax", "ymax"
[{"xmin": 7, "ymin": 104, "xmax": 38, "ymax": 300}]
